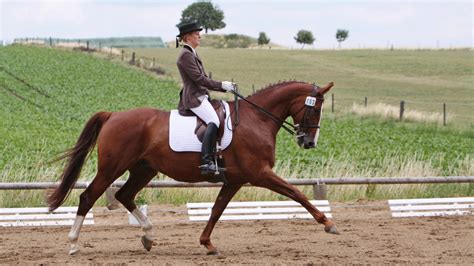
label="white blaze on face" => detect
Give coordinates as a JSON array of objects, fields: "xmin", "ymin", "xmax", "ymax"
[{"xmin": 313, "ymin": 102, "xmax": 323, "ymax": 147}]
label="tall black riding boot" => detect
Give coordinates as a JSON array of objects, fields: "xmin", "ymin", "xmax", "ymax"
[{"xmin": 199, "ymin": 123, "xmax": 222, "ymax": 175}]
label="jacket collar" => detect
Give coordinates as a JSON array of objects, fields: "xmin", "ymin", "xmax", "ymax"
[
  {"xmin": 183, "ymin": 44, "xmax": 201, "ymax": 63},
  {"xmin": 183, "ymin": 44, "xmax": 197, "ymax": 55}
]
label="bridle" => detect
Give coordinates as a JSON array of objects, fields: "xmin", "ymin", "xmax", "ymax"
[
  {"xmin": 230, "ymin": 84, "xmax": 325, "ymax": 137},
  {"xmin": 292, "ymin": 85, "xmax": 325, "ymax": 137}
]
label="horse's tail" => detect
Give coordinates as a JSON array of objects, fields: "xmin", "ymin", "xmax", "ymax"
[{"xmin": 48, "ymin": 111, "xmax": 112, "ymax": 211}]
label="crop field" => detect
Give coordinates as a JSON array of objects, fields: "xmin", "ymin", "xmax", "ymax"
[
  {"xmin": 130, "ymin": 48, "xmax": 474, "ymax": 126},
  {"xmin": 0, "ymin": 45, "xmax": 472, "ymax": 207}
]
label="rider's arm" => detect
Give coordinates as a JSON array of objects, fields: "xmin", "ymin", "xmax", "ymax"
[{"xmin": 177, "ymin": 51, "xmax": 225, "ymax": 92}]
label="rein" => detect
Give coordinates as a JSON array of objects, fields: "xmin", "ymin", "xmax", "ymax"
[{"xmin": 230, "ymin": 85, "xmax": 323, "ymax": 136}]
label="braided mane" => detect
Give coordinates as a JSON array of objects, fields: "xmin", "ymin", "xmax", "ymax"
[{"xmin": 250, "ymin": 80, "xmax": 310, "ymax": 97}]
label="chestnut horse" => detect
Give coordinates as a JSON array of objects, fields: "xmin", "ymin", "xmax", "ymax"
[{"xmin": 48, "ymin": 81, "xmax": 339, "ymax": 255}]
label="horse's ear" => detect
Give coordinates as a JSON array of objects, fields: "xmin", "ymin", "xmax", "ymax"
[{"xmin": 319, "ymin": 82, "xmax": 335, "ymax": 95}]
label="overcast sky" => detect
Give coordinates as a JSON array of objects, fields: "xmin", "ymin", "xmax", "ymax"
[{"xmin": 1, "ymin": 0, "xmax": 472, "ymax": 48}]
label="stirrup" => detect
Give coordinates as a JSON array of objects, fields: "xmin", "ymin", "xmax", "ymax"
[
  {"xmin": 198, "ymin": 162, "xmax": 226, "ymax": 175},
  {"xmin": 199, "ymin": 162, "xmax": 228, "ymax": 185}
]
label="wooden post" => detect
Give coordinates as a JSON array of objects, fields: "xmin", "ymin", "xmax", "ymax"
[
  {"xmin": 331, "ymin": 93, "xmax": 334, "ymax": 113},
  {"xmin": 443, "ymin": 103, "xmax": 446, "ymax": 126},
  {"xmin": 99, "ymin": 42, "xmax": 101, "ymax": 52},
  {"xmin": 121, "ymin": 50, "xmax": 124, "ymax": 61},
  {"xmin": 365, "ymin": 97, "xmax": 368, "ymax": 107},
  {"xmin": 49, "ymin": 37, "xmax": 52, "ymax": 46},
  {"xmin": 131, "ymin": 52, "xmax": 135, "ymax": 65},
  {"xmin": 313, "ymin": 183, "xmax": 327, "ymax": 200},
  {"xmin": 86, "ymin": 41, "xmax": 89, "ymax": 51},
  {"xmin": 400, "ymin": 100, "xmax": 405, "ymax": 121},
  {"xmin": 209, "ymin": 71, "xmax": 212, "ymax": 79}
]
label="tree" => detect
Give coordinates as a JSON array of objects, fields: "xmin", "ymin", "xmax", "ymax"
[
  {"xmin": 257, "ymin": 32, "xmax": 270, "ymax": 46},
  {"xmin": 178, "ymin": 1, "xmax": 225, "ymax": 34},
  {"xmin": 336, "ymin": 29, "xmax": 349, "ymax": 48},
  {"xmin": 294, "ymin": 30, "xmax": 315, "ymax": 49}
]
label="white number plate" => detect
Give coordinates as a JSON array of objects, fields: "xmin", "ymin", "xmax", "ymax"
[{"xmin": 305, "ymin": 96, "xmax": 316, "ymax": 107}]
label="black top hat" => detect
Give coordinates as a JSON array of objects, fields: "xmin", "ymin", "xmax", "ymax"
[{"xmin": 176, "ymin": 22, "xmax": 203, "ymax": 37}]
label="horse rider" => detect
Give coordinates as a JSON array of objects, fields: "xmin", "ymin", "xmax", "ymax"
[{"xmin": 175, "ymin": 21, "xmax": 235, "ymax": 175}]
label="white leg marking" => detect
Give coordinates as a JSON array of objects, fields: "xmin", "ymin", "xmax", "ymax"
[
  {"xmin": 131, "ymin": 208, "xmax": 154, "ymax": 240},
  {"xmin": 68, "ymin": 215, "xmax": 85, "ymax": 255}
]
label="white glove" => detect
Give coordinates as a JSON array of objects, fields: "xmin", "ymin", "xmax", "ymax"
[{"xmin": 222, "ymin": 81, "xmax": 236, "ymax": 92}]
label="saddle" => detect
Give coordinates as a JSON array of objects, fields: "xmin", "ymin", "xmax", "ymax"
[
  {"xmin": 169, "ymin": 100, "xmax": 233, "ymax": 184},
  {"xmin": 168, "ymin": 101, "xmax": 233, "ymax": 152},
  {"xmin": 194, "ymin": 100, "xmax": 226, "ymax": 144}
]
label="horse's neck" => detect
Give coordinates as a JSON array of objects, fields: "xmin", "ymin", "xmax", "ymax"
[
  {"xmin": 248, "ymin": 85, "xmax": 300, "ymax": 120},
  {"xmin": 239, "ymin": 84, "xmax": 302, "ymax": 138}
]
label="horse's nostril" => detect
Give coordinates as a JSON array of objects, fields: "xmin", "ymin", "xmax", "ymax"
[{"xmin": 308, "ymin": 142, "xmax": 315, "ymax": 147}]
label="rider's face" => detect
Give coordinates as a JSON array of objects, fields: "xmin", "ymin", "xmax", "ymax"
[{"xmin": 184, "ymin": 31, "xmax": 201, "ymax": 49}]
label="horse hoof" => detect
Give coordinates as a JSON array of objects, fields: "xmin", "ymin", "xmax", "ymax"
[
  {"xmin": 69, "ymin": 243, "xmax": 80, "ymax": 255},
  {"xmin": 324, "ymin": 225, "xmax": 340, "ymax": 235},
  {"xmin": 206, "ymin": 249, "xmax": 220, "ymax": 256},
  {"xmin": 141, "ymin": 236, "xmax": 154, "ymax": 251},
  {"xmin": 69, "ymin": 247, "xmax": 79, "ymax": 255}
]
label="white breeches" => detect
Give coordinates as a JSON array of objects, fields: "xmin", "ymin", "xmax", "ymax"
[{"xmin": 190, "ymin": 95, "xmax": 220, "ymax": 127}]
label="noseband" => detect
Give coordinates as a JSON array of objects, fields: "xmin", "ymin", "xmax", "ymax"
[{"xmin": 230, "ymin": 85, "xmax": 324, "ymax": 136}]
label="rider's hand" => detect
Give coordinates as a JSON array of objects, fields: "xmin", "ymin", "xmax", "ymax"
[{"xmin": 222, "ymin": 81, "xmax": 236, "ymax": 92}]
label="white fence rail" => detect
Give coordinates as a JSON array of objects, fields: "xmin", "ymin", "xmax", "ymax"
[
  {"xmin": 187, "ymin": 200, "xmax": 332, "ymax": 221},
  {"xmin": 0, "ymin": 206, "xmax": 94, "ymax": 227},
  {"xmin": 388, "ymin": 197, "xmax": 474, "ymax": 218},
  {"xmin": 0, "ymin": 176, "xmax": 472, "ymax": 190},
  {"xmin": 0, "ymin": 176, "xmax": 472, "ymax": 200}
]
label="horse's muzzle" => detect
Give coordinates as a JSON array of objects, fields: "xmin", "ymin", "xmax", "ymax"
[{"xmin": 297, "ymin": 136, "xmax": 315, "ymax": 149}]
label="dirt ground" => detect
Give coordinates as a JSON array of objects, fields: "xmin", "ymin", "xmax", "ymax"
[{"xmin": 0, "ymin": 200, "xmax": 473, "ymax": 265}]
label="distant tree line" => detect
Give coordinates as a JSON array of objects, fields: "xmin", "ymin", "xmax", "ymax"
[{"xmin": 177, "ymin": 1, "xmax": 349, "ymax": 48}]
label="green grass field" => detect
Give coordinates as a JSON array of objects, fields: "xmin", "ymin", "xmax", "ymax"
[
  {"xmin": 128, "ymin": 48, "xmax": 473, "ymax": 126},
  {"xmin": 0, "ymin": 45, "xmax": 472, "ymax": 207}
]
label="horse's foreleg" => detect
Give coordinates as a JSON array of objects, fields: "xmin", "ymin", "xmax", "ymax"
[
  {"xmin": 251, "ymin": 169, "xmax": 339, "ymax": 234},
  {"xmin": 200, "ymin": 184, "xmax": 242, "ymax": 255},
  {"xmin": 115, "ymin": 163, "xmax": 156, "ymax": 251}
]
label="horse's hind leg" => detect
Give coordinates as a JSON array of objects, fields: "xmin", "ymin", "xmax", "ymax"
[
  {"xmin": 115, "ymin": 161, "xmax": 157, "ymax": 251},
  {"xmin": 69, "ymin": 170, "xmax": 124, "ymax": 255},
  {"xmin": 251, "ymin": 168, "xmax": 339, "ymax": 235}
]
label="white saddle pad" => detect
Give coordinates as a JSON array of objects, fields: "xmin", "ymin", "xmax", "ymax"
[{"xmin": 169, "ymin": 101, "xmax": 233, "ymax": 152}]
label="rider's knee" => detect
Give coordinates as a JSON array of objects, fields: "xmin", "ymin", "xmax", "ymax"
[{"xmin": 209, "ymin": 117, "xmax": 220, "ymax": 128}]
